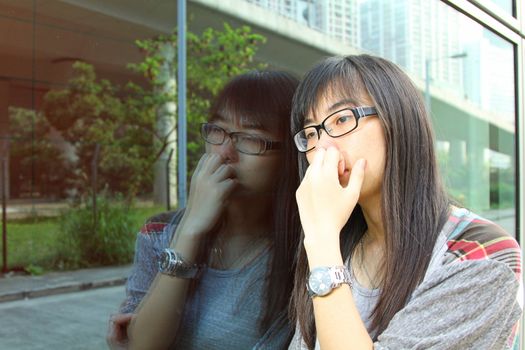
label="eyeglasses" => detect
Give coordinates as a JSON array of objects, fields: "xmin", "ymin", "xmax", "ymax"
[
  {"xmin": 293, "ymin": 106, "xmax": 377, "ymax": 153},
  {"xmin": 200, "ymin": 123, "xmax": 281, "ymax": 155}
]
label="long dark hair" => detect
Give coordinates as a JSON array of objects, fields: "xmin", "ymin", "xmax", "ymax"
[
  {"xmin": 196, "ymin": 70, "xmax": 301, "ymax": 335},
  {"xmin": 289, "ymin": 55, "xmax": 450, "ymax": 348}
]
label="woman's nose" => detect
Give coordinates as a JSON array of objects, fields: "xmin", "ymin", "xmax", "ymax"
[
  {"xmin": 316, "ymin": 129, "xmax": 339, "ymax": 150},
  {"xmin": 216, "ymin": 137, "xmax": 239, "ymax": 163}
]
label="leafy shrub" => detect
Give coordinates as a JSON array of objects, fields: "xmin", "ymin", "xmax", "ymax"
[{"xmin": 56, "ymin": 195, "xmax": 135, "ymax": 268}]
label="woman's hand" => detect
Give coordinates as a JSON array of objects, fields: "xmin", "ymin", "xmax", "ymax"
[
  {"xmin": 106, "ymin": 313, "xmax": 133, "ymax": 350},
  {"xmin": 180, "ymin": 153, "xmax": 237, "ymax": 239},
  {"xmin": 296, "ymin": 147, "xmax": 366, "ymax": 250}
]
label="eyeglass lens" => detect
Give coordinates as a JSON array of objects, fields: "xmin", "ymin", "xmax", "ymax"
[
  {"xmin": 201, "ymin": 124, "xmax": 266, "ymax": 155},
  {"xmin": 295, "ymin": 110, "xmax": 358, "ymax": 152}
]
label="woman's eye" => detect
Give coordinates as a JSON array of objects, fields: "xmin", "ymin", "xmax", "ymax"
[
  {"xmin": 335, "ymin": 115, "xmax": 351, "ymax": 125},
  {"xmin": 305, "ymin": 130, "xmax": 317, "ymax": 139}
]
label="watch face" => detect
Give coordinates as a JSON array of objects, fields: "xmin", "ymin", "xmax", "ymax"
[
  {"xmin": 308, "ymin": 267, "xmax": 333, "ymax": 296},
  {"xmin": 159, "ymin": 251, "xmax": 170, "ymax": 271}
]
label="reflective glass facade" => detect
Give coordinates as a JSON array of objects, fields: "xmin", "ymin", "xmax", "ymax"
[{"xmin": 0, "ymin": 0, "xmax": 523, "ymax": 347}]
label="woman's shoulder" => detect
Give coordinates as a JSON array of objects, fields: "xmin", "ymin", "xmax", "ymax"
[
  {"xmin": 441, "ymin": 207, "xmax": 521, "ymax": 279},
  {"xmin": 134, "ymin": 209, "xmax": 185, "ymax": 252},
  {"xmin": 138, "ymin": 209, "xmax": 184, "ymax": 236}
]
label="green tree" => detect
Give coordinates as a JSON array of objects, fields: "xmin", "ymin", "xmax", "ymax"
[
  {"xmin": 42, "ymin": 23, "xmax": 265, "ymax": 201},
  {"xmin": 8, "ymin": 107, "xmax": 71, "ymax": 199},
  {"xmin": 128, "ymin": 23, "xmax": 266, "ymax": 178}
]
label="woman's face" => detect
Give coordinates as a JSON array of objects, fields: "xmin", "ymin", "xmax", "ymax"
[
  {"xmin": 205, "ymin": 117, "xmax": 281, "ymax": 199},
  {"xmin": 303, "ymin": 91, "xmax": 386, "ymax": 203}
]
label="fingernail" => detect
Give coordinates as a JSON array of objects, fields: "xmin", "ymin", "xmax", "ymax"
[{"xmin": 357, "ymin": 159, "xmax": 366, "ymax": 170}]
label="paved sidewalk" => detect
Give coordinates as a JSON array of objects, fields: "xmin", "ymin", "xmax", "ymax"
[{"xmin": 0, "ymin": 264, "xmax": 132, "ymax": 303}]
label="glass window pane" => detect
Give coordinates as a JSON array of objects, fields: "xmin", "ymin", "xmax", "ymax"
[
  {"xmin": 480, "ymin": 0, "xmax": 514, "ymax": 17},
  {"xmin": 0, "ymin": 0, "xmax": 177, "ymax": 277},
  {"xmin": 430, "ymin": 3, "xmax": 516, "ymax": 235},
  {"xmin": 241, "ymin": 0, "xmax": 517, "ymax": 236}
]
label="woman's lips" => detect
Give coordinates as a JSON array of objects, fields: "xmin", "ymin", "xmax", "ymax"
[
  {"xmin": 337, "ymin": 154, "xmax": 350, "ymax": 186},
  {"xmin": 338, "ymin": 156, "xmax": 345, "ymax": 176},
  {"xmin": 339, "ymin": 168, "xmax": 350, "ymax": 187}
]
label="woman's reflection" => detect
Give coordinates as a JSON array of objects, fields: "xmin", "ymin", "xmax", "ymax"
[{"xmin": 107, "ymin": 70, "xmax": 300, "ymax": 349}]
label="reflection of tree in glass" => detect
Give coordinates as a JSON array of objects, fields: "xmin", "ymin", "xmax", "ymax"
[
  {"xmin": 436, "ymin": 148, "xmax": 467, "ymax": 207},
  {"xmin": 438, "ymin": 149, "xmax": 514, "ymax": 211},
  {"xmin": 490, "ymin": 166, "xmax": 514, "ymax": 209},
  {"xmin": 41, "ymin": 23, "xmax": 266, "ymax": 202},
  {"xmin": 9, "ymin": 107, "xmax": 72, "ymax": 199}
]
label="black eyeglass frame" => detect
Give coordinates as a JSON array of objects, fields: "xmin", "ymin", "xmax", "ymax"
[
  {"xmin": 200, "ymin": 123, "xmax": 282, "ymax": 155},
  {"xmin": 293, "ymin": 106, "xmax": 378, "ymax": 153}
]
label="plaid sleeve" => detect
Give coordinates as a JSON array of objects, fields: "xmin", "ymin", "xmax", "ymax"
[
  {"xmin": 446, "ymin": 217, "xmax": 521, "ymax": 277},
  {"xmin": 445, "ymin": 216, "xmax": 522, "ymax": 349}
]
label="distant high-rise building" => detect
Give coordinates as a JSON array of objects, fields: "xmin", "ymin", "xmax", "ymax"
[
  {"xmin": 245, "ymin": 0, "xmax": 464, "ymax": 95},
  {"xmin": 463, "ymin": 31, "xmax": 514, "ymax": 122},
  {"xmin": 246, "ymin": 0, "xmax": 360, "ymax": 48},
  {"xmin": 310, "ymin": 0, "xmax": 360, "ymax": 48},
  {"xmin": 245, "ymin": 0, "xmax": 298, "ymax": 21},
  {"xmin": 360, "ymin": 0, "xmax": 463, "ymax": 93}
]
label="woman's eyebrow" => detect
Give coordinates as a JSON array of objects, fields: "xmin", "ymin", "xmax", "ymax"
[
  {"xmin": 213, "ymin": 120, "xmax": 270, "ymax": 136},
  {"xmin": 327, "ymin": 99, "xmax": 358, "ymax": 113},
  {"xmin": 237, "ymin": 127, "xmax": 271, "ymax": 138},
  {"xmin": 303, "ymin": 98, "xmax": 358, "ymax": 125}
]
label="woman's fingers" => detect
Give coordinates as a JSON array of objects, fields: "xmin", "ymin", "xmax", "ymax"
[
  {"xmin": 322, "ymin": 147, "xmax": 340, "ymax": 179},
  {"xmin": 193, "ymin": 153, "xmax": 208, "ymax": 174},
  {"xmin": 304, "ymin": 147, "xmax": 326, "ymax": 180},
  {"xmin": 107, "ymin": 313, "xmax": 133, "ymax": 349},
  {"xmin": 112, "ymin": 313, "xmax": 133, "ymax": 325},
  {"xmin": 219, "ymin": 177, "xmax": 237, "ymax": 195},
  {"xmin": 310, "ymin": 147, "xmax": 326, "ymax": 169},
  {"xmin": 343, "ymin": 159, "xmax": 366, "ymax": 202},
  {"xmin": 213, "ymin": 163, "xmax": 236, "ymax": 181},
  {"xmin": 202, "ymin": 154, "xmax": 224, "ymax": 174},
  {"xmin": 305, "ymin": 147, "xmax": 341, "ymax": 183}
]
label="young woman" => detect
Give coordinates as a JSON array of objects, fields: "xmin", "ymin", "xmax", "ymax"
[
  {"xmin": 288, "ymin": 55, "xmax": 522, "ymax": 349},
  {"xmin": 107, "ymin": 70, "xmax": 301, "ymax": 349}
]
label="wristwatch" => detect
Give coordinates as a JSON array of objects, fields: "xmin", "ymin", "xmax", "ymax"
[
  {"xmin": 307, "ymin": 266, "xmax": 352, "ymax": 297},
  {"xmin": 158, "ymin": 248, "xmax": 201, "ymax": 279}
]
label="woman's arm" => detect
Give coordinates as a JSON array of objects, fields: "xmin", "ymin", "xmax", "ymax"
[
  {"xmin": 127, "ymin": 154, "xmax": 236, "ymax": 350},
  {"xmin": 106, "ymin": 212, "xmax": 177, "ymax": 349},
  {"xmin": 127, "ymin": 223, "xmax": 203, "ymax": 350},
  {"xmin": 296, "ymin": 147, "xmax": 372, "ymax": 350},
  {"xmin": 375, "ymin": 259, "xmax": 521, "ymax": 349},
  {"xmin": 304, "ymin": 234, "xmax": 373, "ymax": 350}
]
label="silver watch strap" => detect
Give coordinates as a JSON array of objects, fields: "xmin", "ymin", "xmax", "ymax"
[
  {"xmin": 307, "ymin": 265, "xmax": 352, "ymax": 297},
  {"xmin": 159, "ymin": 248, "xmax": 201, "ymax": 279},
  {"xmin": 330, "ymin": 265, "xmax": 352, "ymax": 286}
]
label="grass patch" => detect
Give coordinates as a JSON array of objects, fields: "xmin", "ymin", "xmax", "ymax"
[{"xmin": 0, "ymin": 204, "xmax": 167, "ymax": 272}]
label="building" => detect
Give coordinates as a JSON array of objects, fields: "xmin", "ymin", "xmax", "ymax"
[{"xmin": 0, "ymin": 0, "xmax": 524, "ymax": 345}]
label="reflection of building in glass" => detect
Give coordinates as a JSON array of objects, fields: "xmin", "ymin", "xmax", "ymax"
[
  {"xmin": 245, "ymin": 0, "xmax": 298, "ymax": 20},
  {"xmin": 1, "ymin": 0, "xmax": 521, "ymax": 234},
  {"xmin": 359, "ymin": 0, "xmax": 462, "ymax": 93},
  {"xmin": 246, "ymin": 0, "xmax": 463, "ymax": 95},
  {"xmin": 309, "ymin": 0, "xmax": 360, "ymax": 47},
  {"xmin": 463, "ymin": 31, "xmax": 514, "ymax": 122},
  {"xmin": 246, "ymin": 0, "xmax": 360, "ymax": 48}
]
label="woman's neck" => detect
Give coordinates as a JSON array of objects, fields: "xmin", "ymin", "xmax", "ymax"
[
  {"xmin": 353, "ymin": 194, "xmax": 386, "ymax": 289},
  {"xmin": 222, "ymin": 195, "xmax": 273, "ymax": 237},
  {"xmin": 209, "ymin": 196, "xmax": 273, "ymax": 269},
  {"xmin": 360, "ymin": 194, "xmax": 385, "ymax": 243}
]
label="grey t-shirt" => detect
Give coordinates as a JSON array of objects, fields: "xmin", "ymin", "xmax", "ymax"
[
  {"xmin": 290, "ymin": 208, "xmax": 523, "ymax": 350},
  {"xmin": 173, "ymin": 247, "xmax": 282, "ymax": 349},
  {"xmin": 119, "ymin": 210, "xmax": 292, "ymax": 349}
]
